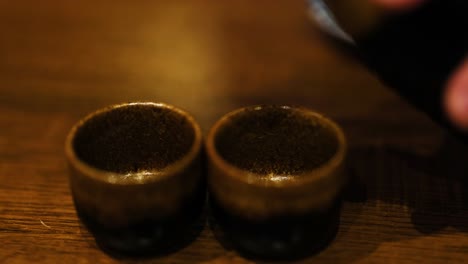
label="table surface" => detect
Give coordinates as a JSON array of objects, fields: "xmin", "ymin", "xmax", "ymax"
[{"xmin": 2, "ymin": 1, "xmax": 468, "ymax": 263}]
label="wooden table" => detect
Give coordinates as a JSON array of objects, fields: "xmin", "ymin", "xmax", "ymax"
[{"xmin": 2, "ymin": 1, "xmax": 468, "ymax": 263}]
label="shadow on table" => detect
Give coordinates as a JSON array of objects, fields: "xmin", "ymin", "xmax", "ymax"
[
  {"xmin": 326, "ymin": 133, "xmax": 468, "ymax": 263},
  {"xmin": 387, "ymin": 136, "xmax": 468, "ymax": 234}
]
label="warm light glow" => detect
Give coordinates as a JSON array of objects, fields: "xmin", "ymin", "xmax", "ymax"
[
  {"xmin": 117, "ymin": 2, "xmax": 233, "ymax": 123},
  {"xmin": 266, "ymin": 173, "xmax": 290, "ymax": 182},
  {"xmin": 108, "ymin": 170, "xmax": 160, "ymax": 183}
]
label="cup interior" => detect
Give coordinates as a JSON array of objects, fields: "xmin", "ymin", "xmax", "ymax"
[
  {"xmin": 213, "ymin": 106, "xmax": 340, "ymax": 179},
  {"xmin": 72, "ymin": 104, "xmax": 196, "ymax": 174}
]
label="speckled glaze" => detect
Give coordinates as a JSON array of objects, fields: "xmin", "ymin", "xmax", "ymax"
[
  {"xmin": 206, "ymin": 105, "xmax": 347, "ymax": 259},
  {"xmin": 65, "ymin": 102, "xmax": 205, "ymax": 254}
]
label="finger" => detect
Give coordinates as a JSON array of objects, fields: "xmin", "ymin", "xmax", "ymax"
[
  {"xmin": 370, "ymin": 0, "xmax": 425, "ymax": 10},
  {"xmin": 444, "ymin": 58, "xmax": 468, "ymax": 131}
]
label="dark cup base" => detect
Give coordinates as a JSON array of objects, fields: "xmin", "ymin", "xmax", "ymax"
[
  {"xmin": 74, "ymin": 184, "xmax": 206, "ymax": 257},
  {"xmin": 209, "ymin": 196, "xmax": 341, "ymax": 261}
]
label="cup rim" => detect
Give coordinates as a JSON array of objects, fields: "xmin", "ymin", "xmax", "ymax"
[
  {"xmin": 206, "ymin": 105, "xmax": 347, "ymax": 188},
  {"xmin": 65, "ymin": 102, "xmax": 203, "ymax": 185}
]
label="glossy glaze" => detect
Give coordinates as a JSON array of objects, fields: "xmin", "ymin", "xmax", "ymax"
[
  {"xmin": 206, "ymin": 105, "xmax": 347, "ymax": 259},
  {"xmin": 65, "ymin": 102, "xmax": 205, "ymax": 254}
]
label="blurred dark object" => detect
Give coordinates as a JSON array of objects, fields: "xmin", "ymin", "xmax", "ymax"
[{"xmin": 311, "ymin": 0, "xmax": 468, "ymax": 139}]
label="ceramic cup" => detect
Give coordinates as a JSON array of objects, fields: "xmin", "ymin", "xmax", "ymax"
[
  {"xmin": 65, "ymin": 102, "xmax": 205, "ymax": 254},
  {"xmin": 206, "ymin": 105, "xmax": 347, "ymax": 259}
]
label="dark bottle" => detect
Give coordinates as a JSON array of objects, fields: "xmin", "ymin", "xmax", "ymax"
[{"xmin": 310, "ymin": 0, "xmax": 468, "ymax": 138}]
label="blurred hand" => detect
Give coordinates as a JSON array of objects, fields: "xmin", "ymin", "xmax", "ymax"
[{"xmin": 371, "ymin": 0, "xmax": 468, "ymax": 131}]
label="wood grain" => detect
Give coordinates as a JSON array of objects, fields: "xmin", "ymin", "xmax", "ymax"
[{"xmin": 1, "ymin": 1, "xmax": 468, "ymax": 263}]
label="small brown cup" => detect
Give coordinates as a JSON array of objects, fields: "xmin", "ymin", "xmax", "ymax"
[
  {"xmin": 65, "ymin": 102, "xmax": 205, "ymax": 254},
  {"xmin": 206, "ymin": 105, "xmax": 347, "ymax": 259}
]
